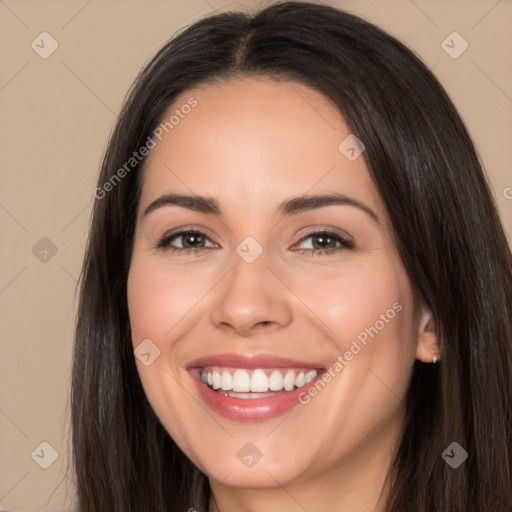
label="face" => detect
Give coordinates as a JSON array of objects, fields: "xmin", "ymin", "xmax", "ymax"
[{"xmin": 127, "ymin": 78, "xmax": 436, "ymax": 496}]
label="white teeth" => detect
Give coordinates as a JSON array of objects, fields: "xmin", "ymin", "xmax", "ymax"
[
  {"xmin": 212, "ymin": 371, "xmax": 221, "ymax": 390},
  {"xmin": 268, "ymin": 370, "xmax": 284, "ymax": 391},
  {"xmin": 251, "ymin": 369, "xmax": 269, "ymax": 392},
  {"xmin": 220, "ymin": 370, "xmax": 232, "ymax": 391},
  {"xmin": 305, "ymin": 370, "xmax": 317, "ymax": 383},
  {"xmin": 283, "ymin": 370, "xmax": 296, "ymax": 391},
  {"xmin": 199, "ymin": 368, "xmax": 318, "ymax": 394},
  {"xmin": 232, "ymin": 369, "xmax": 251, "ymax": 392}
]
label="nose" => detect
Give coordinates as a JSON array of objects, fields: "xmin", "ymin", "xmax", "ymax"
[{"xmin": 209, "ymin": 249, "xmax": 293, "ymax": 337}]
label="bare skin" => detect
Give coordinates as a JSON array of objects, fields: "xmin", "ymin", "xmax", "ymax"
[{"xmin": 127, "ymin": 77, "xmax": 439, "ymax": 512}]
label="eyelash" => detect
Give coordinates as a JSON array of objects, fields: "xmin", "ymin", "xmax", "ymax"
[{"xmin": 155, "ymin": 228, "xmax": 354, "ymax": 256}]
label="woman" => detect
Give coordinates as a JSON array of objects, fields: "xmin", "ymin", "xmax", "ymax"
[{"xmin": 71, "ymin": 2, "xmax": 512, "ymax": 511}]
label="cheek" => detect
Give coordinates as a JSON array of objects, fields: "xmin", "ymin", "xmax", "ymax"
[
  {"xmin": 127, "ymin": 259, "xmax": 209, "ymax": 344},
  {"xmin": 287, "ymin": 261, "xmax": 415, "ymax": 457},
  {"xmin": 126, "ymin": 258, "xmax": 206, "ymax": 454},
  {"xmin": 286, "ymin": 256, "xmax": 417, "ymax": 417},
  {"xmin": 287, "ymin": 256, "xmax": 411, "ymax": 350}
]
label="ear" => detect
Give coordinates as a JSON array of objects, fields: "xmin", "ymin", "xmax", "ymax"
[{"xmin": 414, "ymin": 302, "xmax": 440, "ymax": 363}]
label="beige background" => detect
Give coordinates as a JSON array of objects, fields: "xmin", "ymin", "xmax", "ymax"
[{"xmin": 0, "ymin": 0, "xmax": 511, "ymax": 510}]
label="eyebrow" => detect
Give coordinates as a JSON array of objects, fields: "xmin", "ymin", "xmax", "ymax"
[{"xmin": 141, "ymin": 192, "xmax": 379, "ymax": 223}]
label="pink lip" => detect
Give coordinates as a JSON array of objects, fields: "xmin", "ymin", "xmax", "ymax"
[
  {"xmin": 187, "ymin": 352, "xmax": 323, "ymax": 370},
  {"xmin": 186, "ymin": 353, "xmax": 325, "ymax": 422}
]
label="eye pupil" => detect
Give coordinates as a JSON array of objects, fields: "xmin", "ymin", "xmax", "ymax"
[
  {"xmin": 313, "ymin": 234, "xmax": 335, "ymax": 249},
  {"xmin": 183, "ymin": 232, "xmax": 204, "ymax": 248}
]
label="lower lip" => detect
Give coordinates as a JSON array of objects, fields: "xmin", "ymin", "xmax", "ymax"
[{"xmin": 189, "ymin": 369, "xmax": 323, "ymax": 422}]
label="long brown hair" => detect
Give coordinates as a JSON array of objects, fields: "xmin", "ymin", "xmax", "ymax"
[{"xmin": 71, "ymin": 2, "xmax": 512, "ymax": 510}]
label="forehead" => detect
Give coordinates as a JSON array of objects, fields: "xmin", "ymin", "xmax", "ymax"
[{"xmin": 139, "ymin": 77, "xmax": 380, "ymax": 217}]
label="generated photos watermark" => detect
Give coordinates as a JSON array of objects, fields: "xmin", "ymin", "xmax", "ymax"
[
  {"xmin": 298, "ymin": 301, "xmax": 403, "ymax": 404},
  {"xmin": 93, "ymin": 97, "xmax": 197, "ymax": 200}
]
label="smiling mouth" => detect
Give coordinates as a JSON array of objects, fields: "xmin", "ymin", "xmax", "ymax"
[
  {"xmin": 199, "ymin": 367, "xmax": 319, "ymax": 398},
  {"xmin": 186, "ymin": 353, "xmax": 326, "ymax": 420}
]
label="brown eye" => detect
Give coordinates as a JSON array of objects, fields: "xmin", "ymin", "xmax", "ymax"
[
  {"xmin": 156, "ymin": 230, "xmax": 216, "ymax": 252},
  {"xmin": 310, "ymin": 233, "xmax": 338, "ymax": 249},
  {"xmin": 179, "ymin": 232, "xmax": 207, "ymax": 248},
  {"xmin": 294, "ymin": 230, "xmax": 354, "ymax": 254}
]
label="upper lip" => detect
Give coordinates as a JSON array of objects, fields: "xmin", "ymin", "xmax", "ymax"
[{"xmin": 186, "ymin": 353, "xmax": 324, "ymax": 370}]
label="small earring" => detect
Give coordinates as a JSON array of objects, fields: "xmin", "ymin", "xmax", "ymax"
[{"xmin": 432, "ymin": 351, "xmax": 439, "ymax": 364}]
